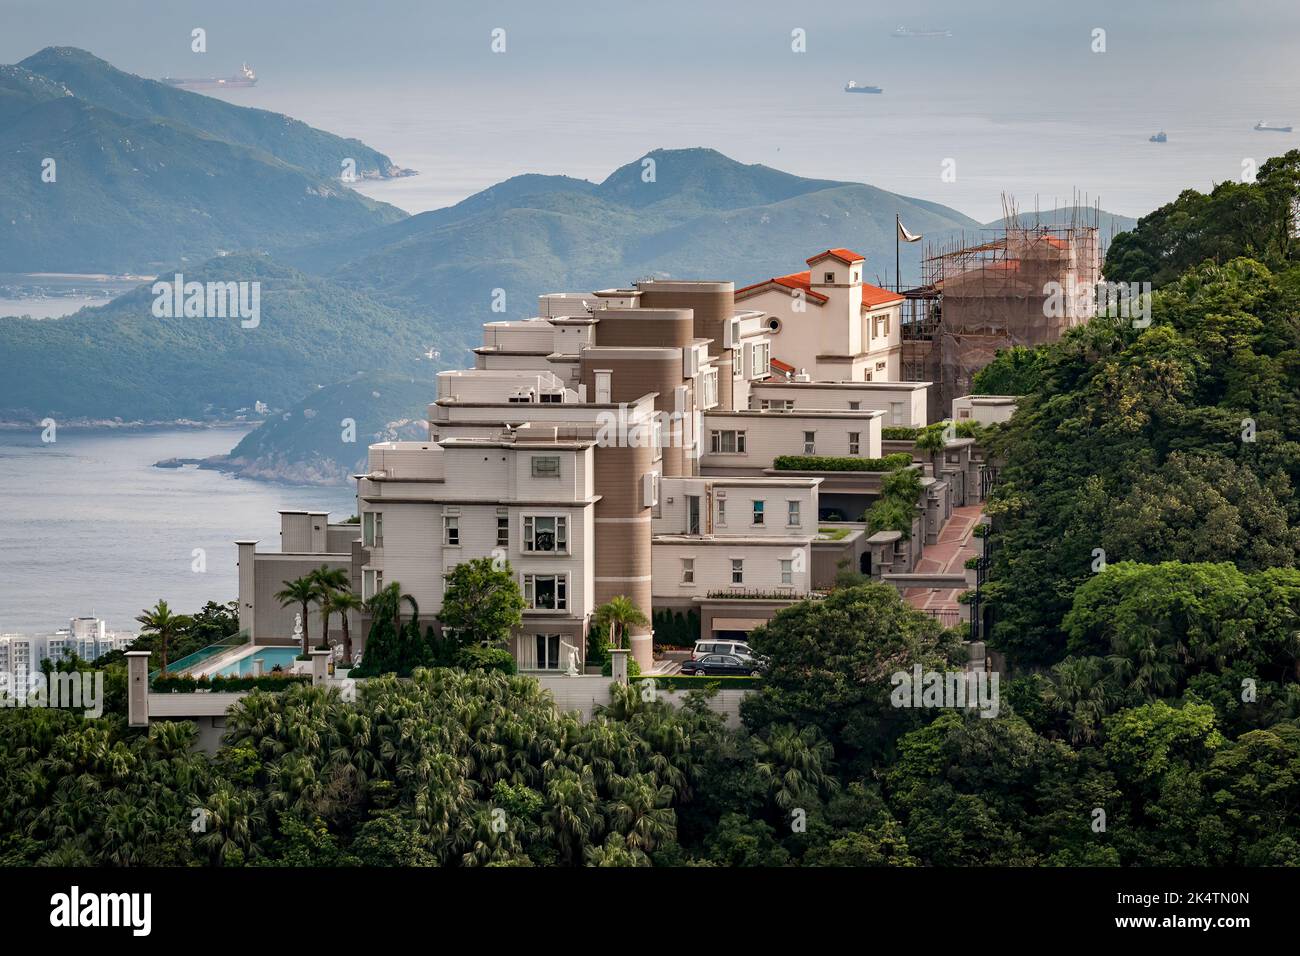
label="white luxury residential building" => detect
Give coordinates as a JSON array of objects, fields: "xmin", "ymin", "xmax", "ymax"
[{"xmin": 236, "ymin": 255, "xmax": 962, "ymax": 673}]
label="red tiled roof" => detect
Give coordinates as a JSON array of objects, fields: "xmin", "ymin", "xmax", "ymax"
[
  {"xmin": 806, "ymin": 248, "xmax": 865, "ymax": 265},
  {"xmin": 735, "ymin": 271, "xmax": 829, "ymax": 303},
  {"xmin": 770, "ymin": 357, "xmax": 796, "ymax": 373},
  {"xmin": 860, "ymin": 283, "xmax": 904, "ymax": 307}
]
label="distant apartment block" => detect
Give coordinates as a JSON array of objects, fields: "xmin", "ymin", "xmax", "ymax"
[{"xmin": 0, "ymin": 617, "xmax": 134, "ymax": 703}]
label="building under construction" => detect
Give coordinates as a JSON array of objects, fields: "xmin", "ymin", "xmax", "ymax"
[{"xmin": 901, "ymin": 211, "xmax": 1101, "ymax": 420}]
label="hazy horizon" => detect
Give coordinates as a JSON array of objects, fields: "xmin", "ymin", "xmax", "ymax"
[{"xmin": 4, "ymin": 0, "xmax": 1299, "ymax": 221}]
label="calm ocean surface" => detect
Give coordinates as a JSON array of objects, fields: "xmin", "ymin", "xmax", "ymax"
[{"xmin": 0, "ymin": 428, "xmax": 355, "ymax": 634}]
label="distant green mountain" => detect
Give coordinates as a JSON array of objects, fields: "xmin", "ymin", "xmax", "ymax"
[
  {"xmin": 18, "ymin": 47, "xmax": 406, "ymax": 181},
  {"xmin": 0, "ymin": 54, "xmax": 406, "ymax": 272},
  {"xmin": 982, "ymin": 206, "xmax": 1138, "ymax": 242},
  {"xmin": 0, "ymin": 254, "xmax": 453, "ymax": 423},
  {"xmin": 281, "ymin": 147, "xmax": 987, "ymax": 317},
  {"xmin": 202, "ymin": 371, "xmax": 432, "ymax": 485}
]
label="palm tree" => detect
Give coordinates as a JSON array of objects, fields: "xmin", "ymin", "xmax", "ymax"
[
  {"xmin": 310, "ymin": 565, "xmax": 350, "ymax": 650},
  {"xmin": 329, "ymin": 591, "xmax": 365, "ymax": 664},
  {"xmin": 275, "ymin": 576, "xmax": 317, "ymax": 655},
  {"xmin": 593, "ymin": 596, "xmax": 649, "ymax": 652},
  {"xmin": 135, "ymin": 599, "xmax": 189, "ymax": 676},
  {"xmin": 914, "ymin": 422, "xmax": 949, "ymax": 477}
]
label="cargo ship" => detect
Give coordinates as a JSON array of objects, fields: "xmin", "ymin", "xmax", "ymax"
[
  {"xmin": 892, "ymin": 26, "xmax": 952, "ymax": 39},
  {"xmin": 844, "ymin": 81, "xmax": 883, "ymax": 94},
  {"xmin": 1254, "ymin": 120, "xmax": 1292, "ymax": 132},
  {"xmin": 161, "ymin": 63, "xmax": 257, "ymax": 90}
]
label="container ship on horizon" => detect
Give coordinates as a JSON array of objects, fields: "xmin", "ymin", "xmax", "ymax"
[{"xmin": 161, "ymin": 63, "xmax": 257, "ymax": 90}]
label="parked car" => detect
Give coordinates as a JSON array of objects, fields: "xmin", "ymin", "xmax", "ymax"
[
  {"xmin": 692, "ymin": 639, "xmax": 758, "ymax": 662},
  {"xmin": 679, "ymin": 654, "xmax": 764, "ymax": 677}
]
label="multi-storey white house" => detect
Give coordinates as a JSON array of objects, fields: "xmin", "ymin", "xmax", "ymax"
[
  {"xmin": 736, "ymin": 248, "xmax": 904, "ymax": 383},
  {"xmin": 235, "ymin": 272, "xmax": 936, "ymax": 674}
]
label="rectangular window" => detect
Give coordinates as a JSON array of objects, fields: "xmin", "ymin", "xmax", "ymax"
[
  {"xmin": 710, "ymin": 430, "xmax": 746, "ymax": 454},
  {"xmin": 531, "ymin": 455, "xmax": 561, "ymax": 478},
  {"xmin": 780, "ymin": 559, "xmax": 794, "ymax": 585},
  {"xmin": 523, "ymin": 515, "xmax": 568, "ymax": 553},
  {"xmin": 496, "ymin": 515, "xmax": 510, "ymax": 548},
  {"xmin": 824, "ymin": 272, "xmax": 835, "ymax": 284},
  {"xmin": 534, "ymin": 634, "xmax": 561, "ymax": 669},
  {"xmin": 687, "ymin": 496, "xmax": 701, "ymax": 535},
  {"xmin": 787, "ymin": 500, "xmax": 801, "ymax": 526},
  {"xmin": 443, "ymin": 516, "xmax": 460, "ymax": 546},
  {"xmin": 363, "ymin": 512, "xmax": 383, "ymax": 548},
  {"xmin": 681, "ymin": 558, "xmax": 695, "ymax": 584},
  {"xmin": 876, "ymin": 361, "xmax": 887, "ymax": 372},
  {"xmin": 717, "ymin": 497, "xmax": 726, "ymax": 526},
  {"xmin": 731, "ymin": 559, "xmax": 744, "ymax": 585},
  {"xmin": 523, "ymin": 574, "xmax": 567, "ymax": 611},
  {"xmin": 595, "ymin": 371, "xmax": 612, "ymax": 403},
  {"xmin": 890, "ymin": 402, "xmax": 904, "ymax": 425},
  {"xmin": 539, "ymin": 392, "xmax": 563, "ymax": 404},
  {"xmin": 803, "ymin": 431, "xmax": 816, "ymax": 455},
  {"xmin": 849, "ymin": 432, "xmax": 861, "ymax": 456},
  {"xmin": 362, "ymin": 569, "xmax": 383, "ymax": 599},
  {"xmin": 848, "ymin": 401, "xmax": 860, "ymax": 411},
  {"xmin": 753, "ymin": 500, "xmax": 765, "ymax": 525},
  {"xmin": 751, "ymin": 341, "xmax": 770, "ymax": 377}
]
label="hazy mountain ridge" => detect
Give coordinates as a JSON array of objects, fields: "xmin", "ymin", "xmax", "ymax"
[
  {"xmin": 18, "ymin": 47, "xmax": 406, "ymax": 181},
  {"xmin": 199, "ymin": 371, "xmax": 432, "ymax": 485},
  {"xmin": 0, "ymin": 254, "xmax": 454, "ymax": 423},
  {"xmin": 0, "ymin": 51, "xmax": 407, "ymax": 272}
]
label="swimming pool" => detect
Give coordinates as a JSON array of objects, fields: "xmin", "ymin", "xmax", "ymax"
[{"xmin": 215, "ymin": 647, "xmax": 302, "ymax": 677}]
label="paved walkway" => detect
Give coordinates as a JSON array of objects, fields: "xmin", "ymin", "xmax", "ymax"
[{"xmin": 903, "ymin": 503, "xmax": 983, "ymax": 623}]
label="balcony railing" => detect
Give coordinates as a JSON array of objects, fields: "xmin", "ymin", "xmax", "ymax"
[{"xmin": 706, "ymin": 587, "xmax": 802, "ymax": 601}]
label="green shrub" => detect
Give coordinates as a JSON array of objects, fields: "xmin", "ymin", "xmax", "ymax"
[
  {"xmin": 153, "ymin": 673, "xmax": 311, "ymax": 693},
  {"xmin": 881, "ymin": 426, "xmax": 920, "ymax": 440},
  {"xmin": 773, "ymin": 453, "xmax": 913, "ymax": 472},
  {"xmin": 454, "ymin": 645, "xmax": 517, "ymax": 675},
  {"xmin": 651, "ymin": 608, "xmax": 700, "ymax": 648}
]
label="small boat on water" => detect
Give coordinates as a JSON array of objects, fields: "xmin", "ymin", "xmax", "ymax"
[
  {"xmin": 892, "ymin": 26, "xmax": 952, "ymax": 39},
  {"xmin": 844, "ymin": 81, "xmax": 883, "ymax": 94},
  {"xmin": 1254, "ymin": 120, "xmax": 1293, "ymax": 132},
  {"xmin": 1149, "ymin": 131, "xmax": 1167, "ymax": 143}
]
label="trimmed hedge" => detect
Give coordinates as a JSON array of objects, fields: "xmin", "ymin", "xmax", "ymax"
[
  {"xmin": 152, "ymin": 673, "xmax": 311, "ymax": 693},
  {"xmin": 630, "ymin": 674, "xmax": 763, "ymax": 691},
  {"xmin": 651, "ymin": 608, "xmax": 700, "ymax": 648},
  {"xmin": 454, "ymin": 646, "xmax": 517, "ymax": 675},
  {"xmin": 773, "ymin": 453, "xmax": 914, "ymax": 472},
  {"xmin": 881, "ymin": 426, "xmax": 921, "ymax": 440}
]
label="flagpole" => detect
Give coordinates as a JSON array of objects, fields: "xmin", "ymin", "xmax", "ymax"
[{"xmin": 895, "ymin": 213, "xmax": 901, "ymax": 292}]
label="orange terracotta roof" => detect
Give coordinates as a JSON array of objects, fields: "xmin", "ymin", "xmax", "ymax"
[
  {"xmin": 736, "ymin": 271, "xmax": 829, "ymax": 303},
  {"xmin": 770, "ymin": 357, "xmax": 796, "ymax": 373},
  {"xmin": 806, "ymin": 248, "xmax": 865, "ymax": 265},
  {"xmin": 860, "ymin": 283, "xmax": 904, "ymax": 307}
]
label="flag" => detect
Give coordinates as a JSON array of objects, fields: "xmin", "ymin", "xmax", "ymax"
[{"xmin": 897, "ymin": 217, "xmax": 922, "ymax": 243}]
